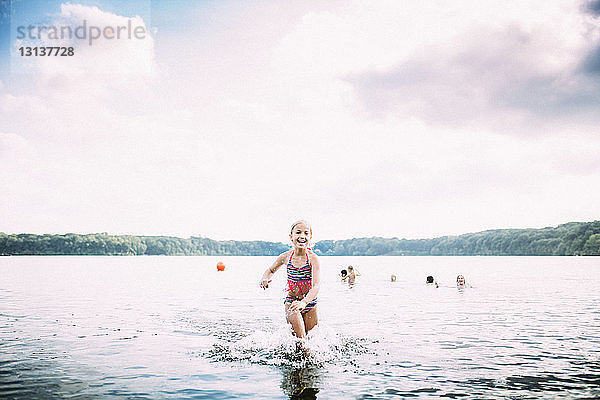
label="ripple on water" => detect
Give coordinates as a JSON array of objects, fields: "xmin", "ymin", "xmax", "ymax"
[{"xmin": 2, "ymin": 256, "xmax": 600, "ymax": 399}]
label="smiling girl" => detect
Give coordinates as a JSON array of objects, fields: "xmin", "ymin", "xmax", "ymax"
[{"xmin": 259, "ymin": 220, "xmax": 321, "ymax": 338}]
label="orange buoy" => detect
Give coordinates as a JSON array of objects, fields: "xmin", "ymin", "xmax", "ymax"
[{"xmin": 216, "ymin": 261, "xmax": 226, "ymax": 271}]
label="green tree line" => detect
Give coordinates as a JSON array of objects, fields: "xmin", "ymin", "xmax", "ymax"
[
  {"xmin": 0, "ymin": 233, "xmax": 289, "ymax": 256},
  {"xmin": 313, "ymin": 221, "xmax": 600, "ymax": 256},
  {"xmin": 1, "ymin": 221, "xmax": 599, "ymax": 256}
]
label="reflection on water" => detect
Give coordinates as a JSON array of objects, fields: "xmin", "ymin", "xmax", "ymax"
[{"xmin": 282, "ymin": 366, "xmax": 320, "ymax": 400}]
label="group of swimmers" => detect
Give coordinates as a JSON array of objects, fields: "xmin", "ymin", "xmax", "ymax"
[
  {"xmin": 389, "ymin": 274, "xmax": 470, "ymax": 288},
  {"xmin": 339, "ymin": 266, "xmax": 359, "ymax": 285},
  {"xmin": 258, "ymin": 219, "xmax": 471, "ymax": 340},
  {"xmin": 421, "ymin": 274, "xmax": 470, "ymax": 288}
]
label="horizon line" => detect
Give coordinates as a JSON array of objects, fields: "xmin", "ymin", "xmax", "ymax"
[{"xmin": 1, "ymin": 219, "xmax": 595, "ymax": 243}]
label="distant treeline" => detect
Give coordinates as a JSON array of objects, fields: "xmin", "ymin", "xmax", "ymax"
[
  {"xmin": 0, "ymin": 233, "xmax": 289, "ymax": 256},
  {"xmin": 1, "ymin": 221, "xmax": 599, "ymax": 256},
  {"xmin": 313, "ymin": 221, "xmax": 600, "ymax": 256}
]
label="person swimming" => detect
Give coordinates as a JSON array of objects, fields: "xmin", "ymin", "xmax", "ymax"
[
  {"xmin": 259, "ymin": 220, "xmax": 321, "ymax": 338},
  {"xmin": 426, "ymin": 275, "xmax": 439, "ymax": 288},
  {"xmin": 456, "ymin": 274, "xmax": 469, "ymax": 289},
  {"xmin": 340, "ymin": 269, "xmax": 348, "ymax": 281},
  {"xmin": 346, "ymin": 265, "xmax": 360, "ymax": 285}
]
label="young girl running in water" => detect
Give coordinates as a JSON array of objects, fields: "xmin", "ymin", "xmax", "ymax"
[{"xmin": 259, "ymin": 220, "xmax": 321, "ymax": 338}]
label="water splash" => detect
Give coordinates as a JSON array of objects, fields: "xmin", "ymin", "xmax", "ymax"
[{"xmin": 205, "ymin": 323, "xmax": 374, "ymax": 369}]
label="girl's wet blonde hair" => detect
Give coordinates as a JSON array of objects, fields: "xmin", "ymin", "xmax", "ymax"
[{"xmin": 290, "ymin": 219, "xmax": 312, "ymax": 235}]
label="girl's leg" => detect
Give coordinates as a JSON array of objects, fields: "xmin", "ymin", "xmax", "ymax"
[
  {"xmin": 285, "ymin": 302, "xmax": 306, "ymax": 338},
  {"xmin": 302, "ymin": 306, "xmax": 318, "ymax": 334}
]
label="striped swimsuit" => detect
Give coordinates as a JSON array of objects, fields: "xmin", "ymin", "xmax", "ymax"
[{"xmin": 284, "ymin": 250, "xmax": 317, "ymax": 314}]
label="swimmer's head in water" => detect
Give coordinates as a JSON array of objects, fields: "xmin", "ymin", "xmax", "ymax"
[
  {"xmin": 341, "ymin": 269, "xmax": 347, "ymax": 276},
  {"xmin": 457, "ymin": 275, "xmax": 466, "ymax": 285},
  {"xmin": 426, "ymin": 275, "xmax": 434, "ymax": 283},
  {"xmin": 289, "ymin": 220, "xmax": 312, "ymax": 249}
]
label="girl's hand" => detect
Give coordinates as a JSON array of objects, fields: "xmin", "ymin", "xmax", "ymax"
[
  {"xmin": 259, "ymin": 279, "xmax": 272, "ymax": 289},
  {"xmin": 289, "ymin": 300, "xmax": 307, "ymax": 313}
]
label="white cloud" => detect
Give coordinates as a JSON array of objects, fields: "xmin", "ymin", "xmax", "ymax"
[
  {"xmin": 2, "ymin": 1, "xmax": 599, "ymax": 241},
  {"xmin": 0, "ymin": 132, "xmax": 43, "ymax": 226},
  {"xmin": 273, "ymin": 1, "xmax": 589, "ymax": 77},
  {"xmin": 333, "ymin": 1, "xmax": 600, "ymax": 131}
]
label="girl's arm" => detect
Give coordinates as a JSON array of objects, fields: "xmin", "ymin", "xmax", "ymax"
[
  {"xmin": 290, "ymin": 253, "xmax": 321, "ymax": 311},
  {"xmin": 260, "ymin": 252, "xmax": 287, "ymax": 289}
]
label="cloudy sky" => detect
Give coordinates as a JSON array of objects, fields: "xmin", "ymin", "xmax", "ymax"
[{"xmin": 0, "ymin": 0, "xmax": 599, "ymax": 242}]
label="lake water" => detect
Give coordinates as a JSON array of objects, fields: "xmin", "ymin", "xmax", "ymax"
[{"xmin": 1, "ymin": 256, "xmax": 599, "ymax": 399}]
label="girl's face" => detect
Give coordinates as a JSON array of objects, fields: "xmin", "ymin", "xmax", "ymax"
[
  {"xmin": 290, "ymin": 222, "xmax": 311, "ymax": 249},
  {"xmin": 457, "ymin": 275, "xmax": 466, "ymax": 285}
]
